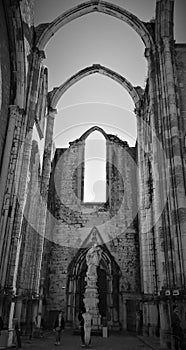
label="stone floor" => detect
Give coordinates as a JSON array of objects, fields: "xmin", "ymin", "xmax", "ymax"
[{"xmin": 11, "ymin": 330, "xmax": 161, "ymax": 350}]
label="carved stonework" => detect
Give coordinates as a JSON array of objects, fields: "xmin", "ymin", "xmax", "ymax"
[{"xmin": 83, "ymin": 243, "xmax": 102, "ymax": 328}]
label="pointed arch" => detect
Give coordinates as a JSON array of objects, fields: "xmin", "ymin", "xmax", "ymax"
[
  {"xmin": 66, "ymin": 243, "xmax": 121, "ymax": 328},
  {"xmin": 80, "ymin": 125, "xmax": 108, "ymax": 141},
  {"xmin": 83, "ymin": 129, "xmax": 107, "ymax": 202},
  {"xmin": 48, "ymin": 64, "xmax": 141, "ymax": 110},
  {"xmin": 36, "ymin": 1, "xmax": 154, "ymax": 50}
]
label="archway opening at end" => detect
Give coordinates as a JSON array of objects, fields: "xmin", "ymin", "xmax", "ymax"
[
  {"xmin": 84, "ymin": 130, "xmax": 107, "ymax": 203},
  {"xmin": 53, "ymin": 73, "xmax": 137, "ymax": 149}
]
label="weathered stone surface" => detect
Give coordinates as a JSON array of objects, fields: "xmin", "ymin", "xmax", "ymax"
[
  {"xmin": 0, "ymin": 1, "xmax": 186, "ymax": 348},
  {"xmin": 44, "ymin": 128, "xmax": 139, "ymax": 329},
  {"xmin": 0, "ymin": 1, "xmax": 11, "ymax": 166}
]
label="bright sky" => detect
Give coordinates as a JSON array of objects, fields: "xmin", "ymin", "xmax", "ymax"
[
  {"xmin": 34, "ymin": 0, "xmax": 185, "ymax": 148},
  {"xmin": 34, "ymin": 0, "xmax": 186, "ymax": 201}
]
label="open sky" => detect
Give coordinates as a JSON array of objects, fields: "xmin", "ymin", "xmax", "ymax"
[
  {"xmin": 34, "ymin": 0, "xmax": 185, "ymax": 148},
  {"xmin": 34, "ymin": 0, "xmax": 186, "ymax": 201}
]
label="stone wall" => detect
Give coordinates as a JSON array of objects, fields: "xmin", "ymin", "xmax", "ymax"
[
  {"xmin": 175, "ymin": 44, "xmax": 186, "ymax": 150},
  {"xmin": 0, "ymin": 1, "xmax": 11, "ymax": 167},
  {"xmin": 137, "ymin": 32, "xmax": 186, "ymax": 343},
  {"xmin": 0, "ymin": 0, "xmax": 185, "ymax": 347},
  {"xmin": 44, "ymin": 129, "xmax": 140, "ymax": 329},
  {"xmin": 0, "ymin": 0, "xmax": 50, "ymax": 334}
]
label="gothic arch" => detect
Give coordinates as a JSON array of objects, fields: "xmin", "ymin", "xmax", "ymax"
[
  {"xmin": 66, "ymin": 244, "xmax": 121, "ymax": 328},
  {"xmin": 48, "ymin": 64, "xmax": 141, "ymax": 110},
  {"xmin": 36, "ymin": 1, "xmax": 154, "ymax": 50},
  {"xmin": 79, "ymin": 125, "xmax": 108, "ymax": 141}
]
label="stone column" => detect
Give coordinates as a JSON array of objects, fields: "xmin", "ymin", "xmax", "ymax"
[
  {"xmin": 34, "ymin": 108, "xmax": 56, "ymax": 320},
  {"xmin": 36, "ymin": 277, "xmax": 44, "ymax": 328},
  {"xmin": 122, "ymin": 297, "xmax": 127, "ymax": 330},
  {"xmin": 7, "ymin": 301, "xmax": 15, "ymax": 347},
  {"xmin": 77, "ymin": 141, "xmax": 85, "ymax": 202},
  {"xmin": 15, "ymin": 294, "xmax": 23, "ymax": 323},
  {"xmin": 83, "ymin": 244, "xmax": 102, "ymax": 328},
  {"xmin": 0, "ymin": 106, "xmax": 25, "ymax": 286},
  {"xmin": 148, "ymin": 303, "xmax": 159, "ymax": 336},
  {"xmin": 41, "ymin": 108, "xmax": 57, "ymax": 197},
  {"xmin": 161, "ymin": 38, "xmax": 186, "ymax": 285},
  {"xmin": 106, "ymin": 140, "xmax": 112, "ymax": 208},
  {"xmin": 5, "ymin": 49, "xmax": 45, "ymax": 302},
  {"xmin": 0, "ymin": 105, "xmax": 18, "ymax": 216},
  {"xmin": 159, "ymin": 301, "xmax": 171, "ymax": 350},
  {"xmin": 107, "ymin": 276, "xmax": 113, "ymax": 327}
]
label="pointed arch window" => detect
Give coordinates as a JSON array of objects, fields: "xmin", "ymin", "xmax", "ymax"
[{"xmin": 84, "ymin": 131, "xmax": 106, "ymax": 203}]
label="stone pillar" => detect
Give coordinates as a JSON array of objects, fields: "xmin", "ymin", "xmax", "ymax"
[
  {"xmin": 107, "ymin": 276, "xmax": 113, "ymax": 327},
  {"xmin": 36, "ymin": 278, "xmax": 44, "ymax": 328},
  {"xmin": 7, "ymin": 301, "xmax": 15, "ymax": 347},
  {"xmin": 41, "ymin": 107, "xmax": 57, "ymax": 197},
  {"xmin": 77, "ymin": 141, "xmax": 85, "ymax": 202},
  {"xmin": 0, "ymin": 106, "xmax": 24, "ymax": 286},
  {"xmin": 122, "ymin": 298, "xmax": 127, "ymax": 330},
  {"xmin": 67, "ymin": 280, "xmax": 72, "ymax": 324},
  {"xmin": 0, "ymin": 105, "xmax": 25, "ymax": 333},
  {"xmin": 5, "ymin": 48, "xmax": 45, "ymax": 297},
  {"xmin": 143, "ymin": 302, "xmax": 149, "ymax": 336},
  {"xmin": 0, "ymin": 105, "xmax": 18, "ymax": 216},
  {"xmin": 159, "ymin": 301, "xmax": 171, "ymax": 350},
  {"xmin": 83, "ymin": 244, "xmax": 102, "ymax": 328},
  {"xmin": 106, "ymin": 140, "xmax": 112, "ymax": 208},
  {"xmin": 148, "ymin": 303, "xmax": 159, "ymax": 336},
  {"xmin": 33, "ymin": 108, "xmax": 56, "ymax": 320},
  {"xmin": 6, "ymin": 49, "xmax": 48, "ymax": 341},
  {"xmin": 161, "ymin": 38, "xmax": 186, "ymax": 285},
  {"xmin": 15, "ymin": 294, "xmax": 23, "ymax": 323},
  {"xmin": 73, "ymin": 277, "xmax": 77, "ymax": 327}
]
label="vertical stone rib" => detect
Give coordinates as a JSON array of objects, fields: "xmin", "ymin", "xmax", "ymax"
[
  {"xmin": 158, "ymin": 43, "xmax": 182, "ymax": 288},
  {"xmin": 33, "ymin": 108, "xmax": 56, "ymax": 295},
  {"xmin": 6, "ymin": 49, "xmax": 45, "ymax": 295},
  {"xmin": 137, "ymin": 112, "xmax": 147, "ymax": 293},
  {"xmin": 162, "ymin": 38, "xmax": 185, "ymax": 285},
  {"xmin": 147, "ymin": 47, "xmax": 167, "ymax": 291},
  {"xmin": 77, "ymin": 141, "xmax": 84, "ymax": 202},
  {"xmin": 0, "ymin": 106, "xmax": 24, "ymax": 288}
]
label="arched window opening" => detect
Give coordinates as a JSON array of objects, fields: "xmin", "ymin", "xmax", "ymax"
[{"xmin": 84, "ymin": 131, "xmax": 106, "ymax": 203}]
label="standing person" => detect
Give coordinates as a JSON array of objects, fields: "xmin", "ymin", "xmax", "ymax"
[
  {"xmin": 78, "ymin": 307, "xmax": 86, "ymax": 347},
  {"xmin": 136, "ymin": 310, "xmax": 142, "ymax": 335},
  {"xmin": 14, "ymin": 318, "xmax": 22, "ymax": 348},
  {"xmin": 82, "ymin": 308, "xmax": 92, "ymax": 347},
  {"xmin": 54, "ymin": 310, "xmax": 65, "ymax": 346},
  {"xmin": 28, "ymin": 317, "xmax": 36, "ymax": 341},
  {"xmin": 0, "ymin": 315, "xmax": 4, "ymax": 336},
  {"xmin": 172, "ymin": 305, "xmax": 184, "ymax": 350}
]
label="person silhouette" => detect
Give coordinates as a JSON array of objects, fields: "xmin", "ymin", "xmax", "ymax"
[
  {"xmin": 172, "ymin": 305, "xmax": 184, "ymax": 350},
  {"xmin": 82, "ymin": 308, "xmax": 92, "ymax": 347},
  {"xmin": 54, "ymin": 310, "xmax": 65, "ymax": 346},
  {"xmin": 78, "ymin": 306, "xmax": 86, "ymax": 347}
]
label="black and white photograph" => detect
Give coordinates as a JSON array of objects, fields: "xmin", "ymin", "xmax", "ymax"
[{"xmin": 0, "ymin": 0, "xmax": 186, "ymax": 349}]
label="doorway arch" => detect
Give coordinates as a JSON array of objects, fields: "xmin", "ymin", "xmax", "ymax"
[
  {"xmin": 36, "ymin": 1, "xmax": 154, "ymax": 50},
  {"xmin": 66, "ymin": 244, "xmax": 121, "ymax": 328}
]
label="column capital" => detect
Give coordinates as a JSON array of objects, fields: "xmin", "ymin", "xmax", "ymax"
[
  {"xmin": 27, "ymin": 48, "xmax": 46, "ymax": 65},
  {"xmin": 144, "ymin": 47, "xmax": 151, "ymax": 58},
  {"xmin": 34, "ymin": 47, "xmax": 46, "ymax": 60},
  {"xmin": 9, "ymin": 105, "xmax": 25, "ymax": 114},
  {"xmin": 48, "ymin": 107, "xmax": 57, "ymax": 117}
]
